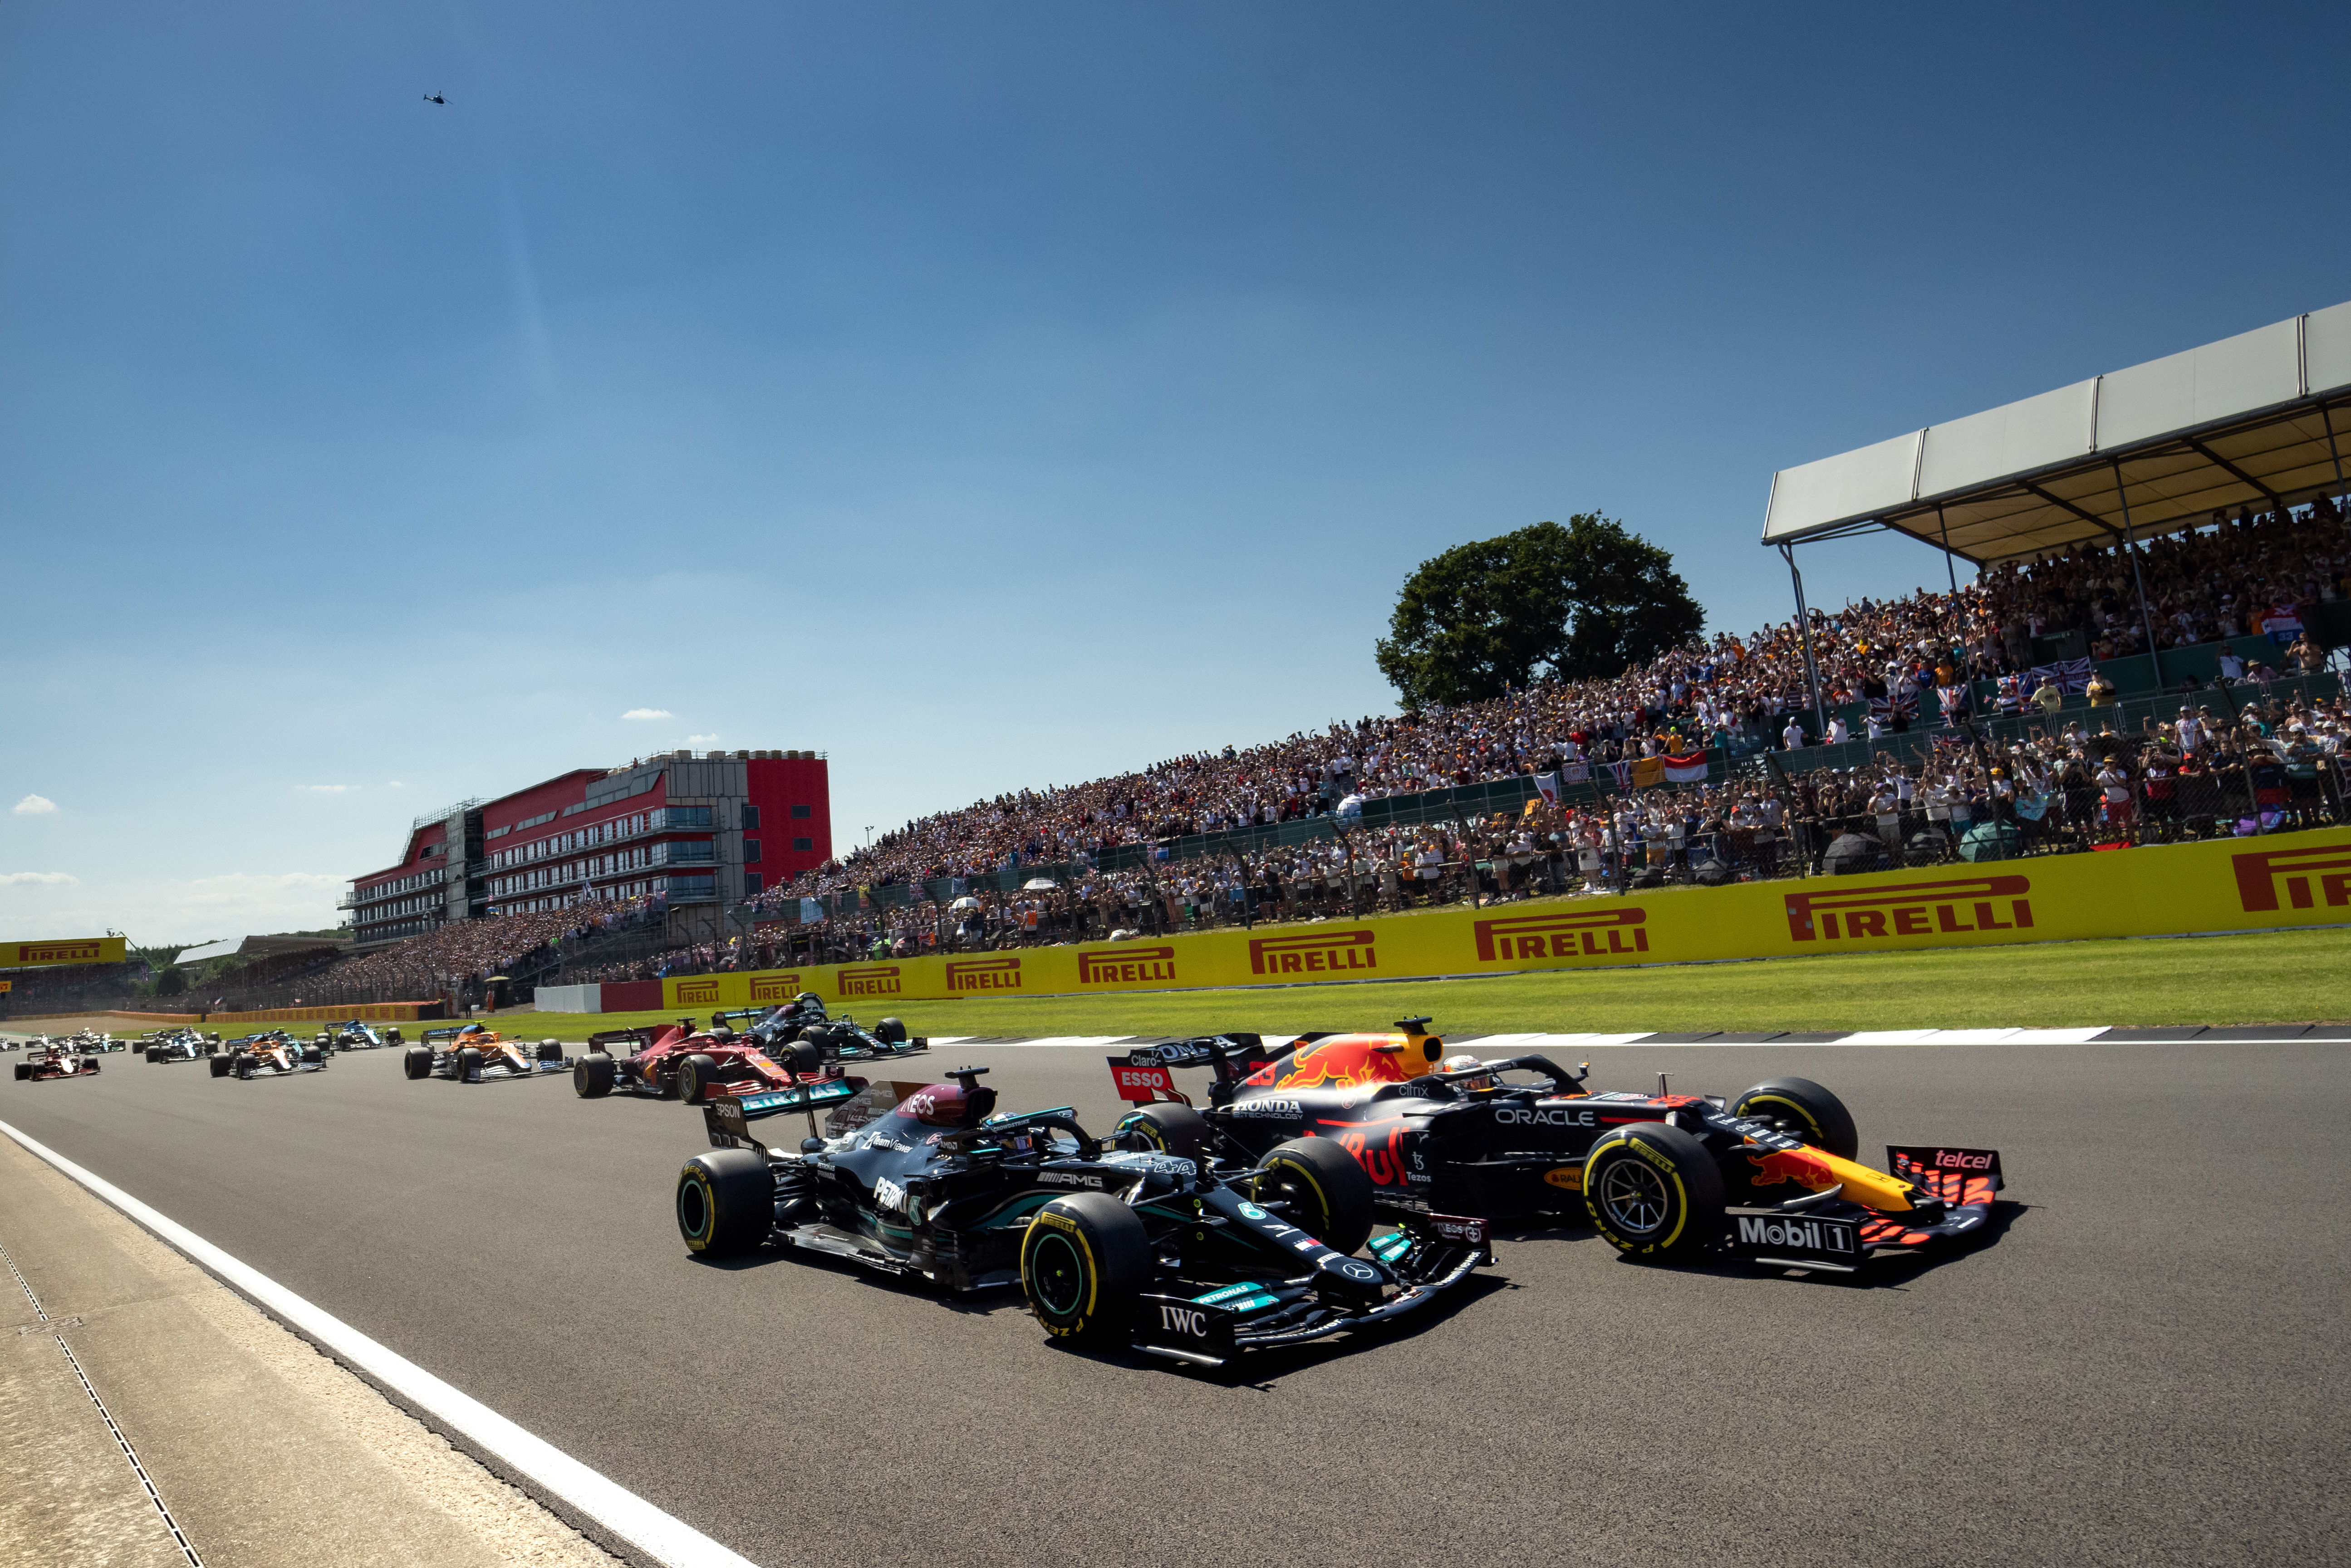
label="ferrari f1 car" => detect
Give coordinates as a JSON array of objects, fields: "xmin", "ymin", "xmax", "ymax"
[
  {"xmin": 575, "ymin": 1017, "xmax": 825, "ymax": 1103},
  {"xmin": 674, "ymin": 1067, "xmax": 1493, "ymax": 1367},
  {"xmin": 15, "ymin": 1039, "xmax": 102, "ymax": 1081},
  {"xmin": 712, "ymin": 998, "xmax": 929, "ymax": 1067},
  {"xmin": 142, "ymin": 1029, "xmax": 221, "ymax": 1063},
  {"xmin": 402, "ymin": 1024, "xmax": 568, "ymax": 1083},
  {"xmin": 1106, "ymin": 1019, "xmax": 2005, "ymax": 1276},
  {"xmin": 208, "ymin": 1031, "xmax": 329, "ymax": 1079},
  {"xmin": 315, "ymin": 1019, "xmax": 402, "ymax": 1052}
]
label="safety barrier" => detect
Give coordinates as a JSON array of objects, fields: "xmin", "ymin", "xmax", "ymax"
[
  {"xmin": 651, "ymin": 825, "xmax": 2351, "ymax": 1008},
  {"xmin": 71, "ymin": 1002, "xmax": 447, "ymax": 1025}
]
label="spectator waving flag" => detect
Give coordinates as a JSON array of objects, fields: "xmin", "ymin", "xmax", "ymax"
[
  {"xmin": 1870, "ymin": 683, "xmax": 1918, "ymax": 727},
  {"xmin": 1604, "ymin": 760, "xmax": 1633, "ymax": 792},
  {"xmin": 2027, "ymin": 657, "xmax": 2094, "ymax": 695},
  {"xmin": 1533, "ymin": 772, "xmax": 1560, "ymax": 806},
  {"xmin": 1662, "ymin": 751, "xmax": 1708, "ymax": 784}
]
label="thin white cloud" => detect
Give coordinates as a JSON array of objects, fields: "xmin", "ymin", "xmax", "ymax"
[
  {"xmin": 12, "ymin": 794, "xmax": 57, "ymax": 815},
  {"xmin": 299, "ymin": 784, "xmax": 357, "ymax": 794},
  {"xmin": 386, "ymin": 780, "xmax": 405, "ymax": 788},
  {"xmin": 0, "ymin": 871, "xmax": 77, "ymax": 887},
  {"xmin": 623, "ymin": 708, "xmax": 672, "ymax": 721},
  {"xmin": 686, "ymin": 733, "xmax": 720, "ymax": 745}
]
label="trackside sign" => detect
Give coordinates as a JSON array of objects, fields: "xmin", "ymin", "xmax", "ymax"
[
  {"xmin": 655, "ymin": 827, "xmax": 2351, "ymax": 1009},
  {"xmin": 3, "ymin": 938, "xmax": 128, "ymax": 970}
]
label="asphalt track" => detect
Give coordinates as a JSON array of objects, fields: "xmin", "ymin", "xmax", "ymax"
[{"xmin": 3, "ymin": 1035, "xmax": 2346, "ymax": 1568}]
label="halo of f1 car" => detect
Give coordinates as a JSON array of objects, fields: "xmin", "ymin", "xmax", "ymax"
[
  {"xmin": 676, "ymin": 1065, "xmax": 1492, "ymax": 1367},
  {"xmin": 15, "ymin": 1038, "xmax": 104, "ymax": 1081},
  {"xmin": 210, "ymin": 1030, "xmax": 331, "ymax": 1079},
  {"xmin": 402, "ymin": 1024, "xmax": 569, "ymax": 1083},
  {"xmin": 1103, "ymin": 1019, "xmax": 2007, "ymax": 1276}
]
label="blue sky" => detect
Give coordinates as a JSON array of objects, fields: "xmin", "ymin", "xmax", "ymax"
[{"xmin": 4, "ymin": 2, "xmax": 2346, "ymax": 944}]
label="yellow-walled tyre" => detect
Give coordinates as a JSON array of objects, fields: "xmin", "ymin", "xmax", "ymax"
[
  {"xmin": 1731, "ymin": 1077, "xmax": 1859, "ymax": 1160},
  {"xmin": 574, "ymin": 1052, "xmax": 616, "ymax": 1098},
  {"xmin": 1255, "ymin": 1136, "xmax": 1375, "ymax": 1256},
  {"xmin": 1582, "ymin": 1122, "xmax": 1725, "ymax": 1260},
  {"xmin": 1021, "ymin": 1194, "xmax": 1149, "ymax": 1345},
  {"xmin": 676, "ymin": 1149, "xmax": 773, "ymax": 1256},
  {"xmin": 1114, "ymin": 1102, "xmax": 1212, "ymax": 1166}
]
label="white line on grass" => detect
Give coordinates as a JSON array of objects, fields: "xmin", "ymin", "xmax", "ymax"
[{"xmin": 0, "ymin": 1118, "xmax": 765, "ymax": 1568}]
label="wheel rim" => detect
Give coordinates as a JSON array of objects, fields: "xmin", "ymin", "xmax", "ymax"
[
  {"xmin": 1029, "ymin": 1232, "xmax": 1087, "ymax": 1318},
  {"xmin": 1598, "ymin": 1154, "xmax": 1671, "ymax": 1235},
  {"xmin": 677, "ymin": 1177, "xmax": 711, "ymax": 1241}
]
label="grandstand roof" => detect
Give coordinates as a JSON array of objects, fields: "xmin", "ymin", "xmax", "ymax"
[
  {"xmin": 1762, "ymin": 301, "xmax": 2351, "ymax": 565},
  {"xmin": 174, "ymin": 933, "xmax": 349, "ymax": 966}
]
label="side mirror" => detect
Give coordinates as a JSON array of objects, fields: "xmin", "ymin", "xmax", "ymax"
[{"xmin": 800, "ymin": 1137, "xmax": 826, "ymax": 1155}]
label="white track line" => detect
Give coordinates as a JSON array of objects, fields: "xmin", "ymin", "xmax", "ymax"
[{"xmin": 0, "ymin": 1118, "xmax": 762, "ymax": 1568}]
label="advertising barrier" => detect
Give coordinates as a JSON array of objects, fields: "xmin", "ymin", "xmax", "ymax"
[
  {"xmin": 3, "ymin": 937, "xmax": 128, "ymax": 970},
  {"xmin": 663, "ymin": 827, "xmax": 2351, "ymax": 1011},
  {"xmin": 92, "ymin": 1002, "xmax": 445, "ymax": 1026}
]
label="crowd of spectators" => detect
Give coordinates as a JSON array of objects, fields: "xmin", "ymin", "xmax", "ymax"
[{"xmin": 319, "ymin": 897, "xmax": 663, "ymax": 1004}]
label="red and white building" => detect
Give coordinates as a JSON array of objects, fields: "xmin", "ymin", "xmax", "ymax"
[{"xmin": 344, "ymin": 750, "xmax": 831, "ymax": 949}]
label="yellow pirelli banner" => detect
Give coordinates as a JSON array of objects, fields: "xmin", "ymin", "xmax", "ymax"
[
  {"xmin": 661, "ymin": 828, "xmax": 2351, "ymax": 1010},
  {"xmin": 3, "ymin": 937, "xmax": 128, "ymax": 970}
]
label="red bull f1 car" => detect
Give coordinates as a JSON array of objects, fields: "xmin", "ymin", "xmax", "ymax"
[
  {"xmin": 573, "ymin": 1018, "xmax": 815, "ymax": 1103},
  {"xmin": 676, "ymin": 1067, "xmax": 1492, "ymax": 1367},
  {"xmin": 209, "ymin": 1031, "xmax": 329, "ymax": 1079},
  {"xmin": 15, "ymin": 1039, "xmax": 103, "ymax": 1081},
  {"xmin": 402, "ymin": 1025, "xmax": 569, "ymax": 1082},
  {"xmin": 1107, "ymin": 1020, "xmax": 2004, "ymax": 1276}
]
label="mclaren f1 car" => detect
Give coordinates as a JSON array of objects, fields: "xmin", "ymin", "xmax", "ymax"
[
  {"xmin": 574, "ymin": 1018, "xmax": 813, "ymax": 1103},
  {"xmin": 1106, "ymin": 1019, "xmax": 2005, "ymax": 1276},
  {"xmin": 402, "ymin": 1024, "xmax": 568, "ymax": 1083},
  {"xmin": 675, "ymin": 1067, "xmax": 1492, "ymax": 1367},
  {"xmin": 209, "ymin": 1031, "xmax": 329, "ymax": 1079},
  {"xmin": 15, "ymin": 1039, "xmax": 103, "ymax": 1081}
]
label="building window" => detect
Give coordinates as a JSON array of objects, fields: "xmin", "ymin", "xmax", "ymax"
[
  {"xmin": 743, "ymin": 838, "xmax": 761, "ymax": 863},
  {"xmin": 792, "ymin": 836, "xmax": 814, "ymax": 852},
  {"xmin": 790, "ymin": 804, "xmax": 811, "ymax": 819},
  {"xmin": 741, "ymin": 805, "xmax": 760, "ymax": 830},
  {"xmin": 745, "ymin": 873, "xmax": 763, "ymax": 895}
]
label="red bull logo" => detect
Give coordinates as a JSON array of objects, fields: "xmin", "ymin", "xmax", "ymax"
[
  {"xmin": 836, "ymin": 965, "xmax": 902, "ymax": 998},
  {"xmin": 945, "ymin": 956, "xmax": 1022, "ymax": 992},
  {"xmin": 1248, "ymin": 930, "xmax": 1376, "ymax": 976},
  {"xmin": 749, "ymin": 973, "xmax": 804, "ymax": 1002},
  {"xmin": 1472, "ymin": 908, "xmax": 1649, "ymax": 963},
  {"xmin": 1743, "ymin": 1146, "xmax": 1843, "ymax": 1194},
  {"xmin": 1246, "ymin": 1034, "xmax": 1426, "ymax": 1092},
  {"xmin": 1783, "ymin": 875, "xmax": 2032, "ymax": 943},
  {"xmin": 1335, "ymin": 1126, "xmax": 1412, "ymax": 1187},
  {"xmin": 1076, "ymin": 946, "xmax": 1176, "ymax": 986},
  {"xmin": 2232, "ymin": 843, "xmax": 2351, "ymax": 911},
  {"xmin": 674, "ymin": 978, "xmax": 721, "ymax": 1006}
]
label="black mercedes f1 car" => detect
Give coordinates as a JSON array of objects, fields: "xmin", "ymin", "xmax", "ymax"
[
  {"xmin": 675, "ymin": 1067, "xmax": 1492, "ymax": 1366},
  {"xmin": 1106, "ymin": 1020, "xmax": 2004, "ymax": 1276},
  {"xmin": 711, "ymin": 999, "xmax": 928, "ymax": 1069},
  {"xmin": 142, "ymin": 1029, "xmax": 221, "ymax": 1063}
]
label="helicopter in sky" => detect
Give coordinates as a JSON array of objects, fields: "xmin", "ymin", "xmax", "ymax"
[{"xmin": 423, "ymin": 91, "xmax": 446, "ymax": 105}]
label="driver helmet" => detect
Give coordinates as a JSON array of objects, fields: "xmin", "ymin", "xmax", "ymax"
[
  {"xmin": 795, "ymin": 992, "xmax": 825, "ymax": 1010},
  {"xmin": 1440, "ymin": 1053, "xmax": 1494, "ymax": 1091}
]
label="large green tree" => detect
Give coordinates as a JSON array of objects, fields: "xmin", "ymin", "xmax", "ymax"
[{"xmin": 1374, "ymin": 515, "xmax": 1704, "ymax": 707}]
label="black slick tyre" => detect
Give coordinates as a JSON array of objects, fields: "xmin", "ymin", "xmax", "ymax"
[
  {"xmin": 874, "ymin": 1017, "xmax": 908, "ymax": 1045},
  {"xmin": 677, "ymin": 1054, "xmax": 721, "ymax": 1105},
  {"xmin": 207, "ymin": 1055, "xmax": 231, "ymax": 1079},
  {"xmin": 574, "ymin": 1052, "xmax": 616, "ymax": 1098},
  {"xmin": 401, "ymin": 1047, "xmax": 433, "ymax": 1081},
  {"xmin": 1582, "ymin": 1121, "xmax": 1726, "ymax": 1260},
  {"xmin": 1021, "ymin": 1193, "xmax": 1149, "ymax": 1345},
  {"xmin": 1255, "ymin": 1136, "xmax": 1376, "ymax": 1256},
  {"xmin": 1731, "ymin": 1077, "xmax": 1859, "ymax": 1160},
  {"xmin": 676, "ymin": 1149, "xmax": 774, "ymax": 1256},
  {"xmin": 1117, "ymin": 1102, "xmax": 1212, "ymax": 1166},
  {"xmin": 783, "ymin": 1041, "xmax": 821, "ymax": 1075},
  {"xmin": 12, "ymin": 1063, "xmax": 27, "ymax": 1081},
  {"xmin": 455, "ymin": 1046, "xmax": 483, "ymax": 1083},
  {"xmin": 146, "ymin": 1048, "xmax": 162, "ymax": 1063},
  {"xmin": 535, "ymin": 1040, "xmax": 564, "ymax": 1063}
]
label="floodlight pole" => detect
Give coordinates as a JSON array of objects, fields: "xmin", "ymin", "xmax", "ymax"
[
  {"xmin": 1779, "ymin": 543, "xmax": 1827, "ymax": 741},
  {"xmin": 2110, "ymin": 458, "xmax": 2165, "ymax": 690},
  {"xmin": 1936, "ymin": 504, "xmax": 1961, "ymax": 598}
]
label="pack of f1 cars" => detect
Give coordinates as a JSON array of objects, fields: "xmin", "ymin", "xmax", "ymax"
[
  {"xmin": 210, "ymin": 1031, "xmax": 329, "ymax": 1079},
  {"xmin": 1106, "ymin": 1019, "xmax": 2006, "ymax": 1276},
  {"xmin": 15, "ymin": 1039, "xmax": 103, "ymax": 1082},
  {"xmin": 574, "ymin": 1018, "xmax": 813, "ymax": 1103},
  {"xmin": 142, "ymin": 1029, "xmax": 221, "ymax": 1063},
  {"xmin": 711, "ymin": 997, "xmax": 929, "ymax": 1067},
  {"xmin": 675, "ymin": 1066, "xmax": 1493, "ymax": 1367},
  {"xmin": 402, "ymin": 1024, "xmax": 569, "ymax": 1083},
  {"xmin": 314, "ymin": 1019, "xmax": 403, "ymax": 1052}
]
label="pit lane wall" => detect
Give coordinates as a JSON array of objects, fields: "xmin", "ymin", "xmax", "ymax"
[{"xmin": 658, "ymin": 828, "xmax": 2351, "ymax": 1010}]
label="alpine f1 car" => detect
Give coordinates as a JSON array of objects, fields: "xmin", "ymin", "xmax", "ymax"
[
  {"xmin": 675, "ymin": 1067, "xmax": 1493, "ymax": 1367},
  {"xmin": 142, "ymin": 1029, "xmax": 221, "ymax": 1063},
  {"xmin": 315, "ymin": 1019, "xmax": 402, "ymax": 1052},
  {"xmin": 208, "ymin": 1031, "xmax": 329, "ymax": 1079},
  {"xmin": 1106, "ymin": 1019, "xmax": 2005, "ymax": 1277},
  {"xmin": 402, "ymin": 1024, "xmax": 568, "ymax": 1083},
  {"xmin": 712, "ymin": 998, "xmax": 928, "ymax": 1068},
  {"xmin": 15, "ymin": 1039, "xmax": 102, "ymax": 1081},
  {"xmin": 574, "ymin": 1018, "xmax": 815, "ymax": 1104}
]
